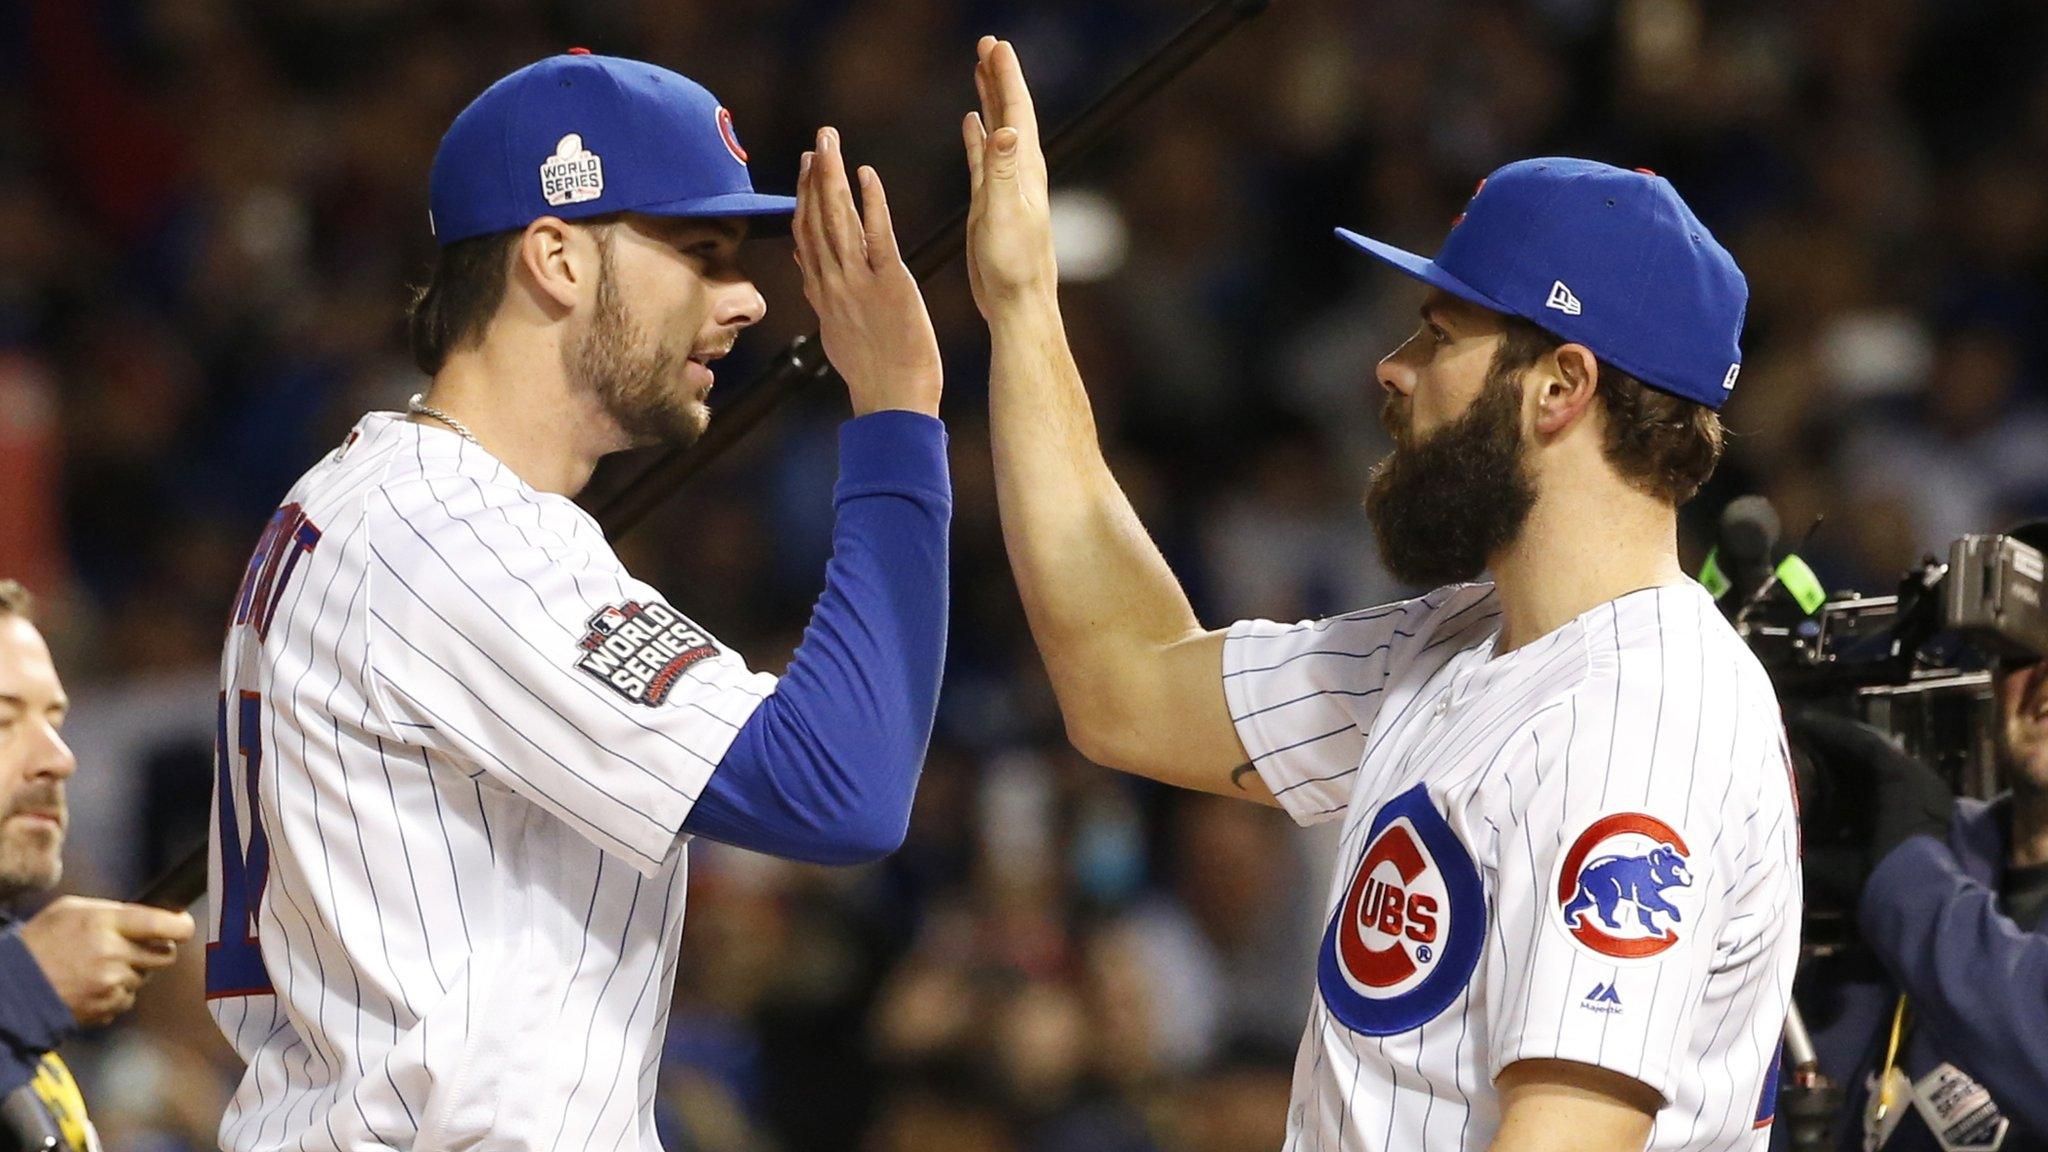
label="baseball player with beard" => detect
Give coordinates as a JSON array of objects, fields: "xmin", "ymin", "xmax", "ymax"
[
  {"xmin": 206, "ymin": 52, "xmax": 950, "ymax": 1151},
  {"xmin": 964, "ymin": 38, "xmax": 1797, "ymax": 1152}
]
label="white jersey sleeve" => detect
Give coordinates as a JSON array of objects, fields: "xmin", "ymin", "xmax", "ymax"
[
  {"xmin": 363, "ymin": 470, "xmax": 776, "ymax": 877},
  {"xmin": 1224, "ymin": 586, "xmax": 1500, "ymax": 825},
  {"xmin": 1479, "ymin": 655, "xmax": 1797, "ymax": 1108}
]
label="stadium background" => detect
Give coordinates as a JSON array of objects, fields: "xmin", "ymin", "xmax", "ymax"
[{"xmin": 5, "ymin": 0, "xmax": 2048, "ymax": 1148}]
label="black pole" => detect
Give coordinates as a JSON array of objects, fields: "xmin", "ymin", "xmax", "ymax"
[{"xmin": 591, "ymin": 0, "xmax": 1272, "ymax": 537}]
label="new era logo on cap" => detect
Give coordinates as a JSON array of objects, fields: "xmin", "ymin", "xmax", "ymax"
[{"xmin": 1545, "ymin": 280, "xmax": 1583, "ymax": 317}]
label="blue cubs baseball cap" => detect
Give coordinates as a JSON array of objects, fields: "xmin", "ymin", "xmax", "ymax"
[
  {"xmin": 1336, "ymin": 157, "xmax": 1748, "ymax": 410},
  {"xmin": 428, "ymin": 49, "xmax": 796, "ymax": 246}
]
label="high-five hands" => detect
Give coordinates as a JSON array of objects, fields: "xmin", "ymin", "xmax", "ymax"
[
  {"xmin": 792, "ymin": 126, "xmax": 944, "ymax": 418},
  {"xmin": 963, "ymin": 37, "xmax": 1059, "ymax": 317}
]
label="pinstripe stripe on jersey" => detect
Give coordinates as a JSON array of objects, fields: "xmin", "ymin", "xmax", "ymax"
[
  {"xmin": 207, "ymin": 412, "xmax": 777, "ymax": 1152},
  {"xmin": 1229, "ymin": 581, "xmax": 1798, "ymax": 1152}
]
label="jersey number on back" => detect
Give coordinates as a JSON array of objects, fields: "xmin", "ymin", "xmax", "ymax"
[{"xmin": 207, "ymin": 690, "xmax": 274, "ymax": 998}]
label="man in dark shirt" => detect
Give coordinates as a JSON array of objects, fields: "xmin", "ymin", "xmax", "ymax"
[
  {"xmin": 1781, "ymin": 523, "xmax": 2048, "ymax": 1152},
  {"xmin": 0, "ymin": 580, "xmax": 194, "ymax": 1150}
]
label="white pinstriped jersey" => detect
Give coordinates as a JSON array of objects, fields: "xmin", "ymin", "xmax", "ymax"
[
  {"xmin": 1226, "ymin": 582, "xmax": 1799, "ymax": 1151},
  {"xmin": 205, "ymin": 412, "xmax": 775, "ymax": 1152}
]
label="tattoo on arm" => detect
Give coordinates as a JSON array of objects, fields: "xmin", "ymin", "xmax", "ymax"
[{"xmin": 1230, "ymin": 763, "xmax": 1258, "ymax": 792}]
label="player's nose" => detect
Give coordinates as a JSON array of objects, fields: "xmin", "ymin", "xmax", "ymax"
[
  {"xmin": 1376, "ymin": 345, "xmax": 1418, "ymax": 399},
  {"xmin": 715, "ymin": 279, "xmax": 767, "ymax": 330}
]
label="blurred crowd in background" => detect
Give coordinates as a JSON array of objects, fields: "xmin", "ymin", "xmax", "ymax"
[{"xmin": 5, "ymin": 0, "xmax": 2048, "ymax": 1148}]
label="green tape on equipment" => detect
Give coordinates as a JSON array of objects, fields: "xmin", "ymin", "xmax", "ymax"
[
  {"xmin": 1775, "ymin": 554, "xmax": 1826, "ymax": 614},
  {"xmin": 1698, "ymin": 548, "xmax": 1730, "ymax": 599}
]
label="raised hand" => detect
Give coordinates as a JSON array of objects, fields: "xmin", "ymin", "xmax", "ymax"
[
  {"xmin": 17, "ymin": 896, "xmax": 196, "ymax": 1026},
  {"xmin": 793, "ymin": 127, "xmax": 944, "ymax": 418},
  {"xmin": 963, "ymin": 36, "xmax": 1058, "ymax": 318}
]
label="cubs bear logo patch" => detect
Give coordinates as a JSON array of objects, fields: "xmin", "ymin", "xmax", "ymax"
[
  {"xmin": 1317, "ymin": 783, "xmax": 1485, "ymax": 1036},
  {"xmin": 574, "ymin": 600, "xmax": 718, "ymax": 707},
  {"xmin": 1552, "ymin": 812, "xmax": 1697, "ymax": 962}
]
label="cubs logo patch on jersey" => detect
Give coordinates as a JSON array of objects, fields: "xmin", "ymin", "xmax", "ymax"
[
  {"xmin": 574, "ymin": 599, "xmax": 718, "ymax": 706},
  {"xmin": 1552, "ymin": 812, "xmax": 1696, "ymax": 962},
  {"xmin": 1317, "ymin": 783, "xmax": 1484, "ymax": 1036}
]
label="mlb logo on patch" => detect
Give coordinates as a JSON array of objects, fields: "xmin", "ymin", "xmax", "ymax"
[
  {"xmin": 1318, "ymin": 784, "xmax": 1484, "ymax": 1036},
  {"xmin": 1553, "ymin": 812, "xmax": 1696, "ymax": 962},
  {"xmin": 541, "ymin": 133, "xmax": 605, "ymax": 207}
]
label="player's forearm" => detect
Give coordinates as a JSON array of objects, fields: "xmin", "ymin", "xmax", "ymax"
[
  {"xmin": 687, "ymin": 411, "xmax": 949, "ymax": 865},
  {"xmin": 985, "ymin": 299, "xmax": 1205, "ymax": 763},
  {"xmin": 1488, "ymin": 1060, "xmax": 1657, "ymax": 1152}
]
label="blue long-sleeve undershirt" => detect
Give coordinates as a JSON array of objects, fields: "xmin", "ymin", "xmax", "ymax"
[{"xmin": 682, "ymin": 410, "xmax": 950, "ymax": 866}]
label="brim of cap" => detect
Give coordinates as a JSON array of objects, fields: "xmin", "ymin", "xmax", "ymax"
[
  {"xmin": 637, "ymin": 191, "xmax": 799, "ymax": 218},
  {"xmin": 1333, "ymin": 228, "xmax": 1513, "ymax": 315}
]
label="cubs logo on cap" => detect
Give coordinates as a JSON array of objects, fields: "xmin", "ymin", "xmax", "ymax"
[
  {"xmin": 716, "ymin": 107, "xmax": 748, "ymax": 165},
  {"xmin": 1552, "ymin": 812, "xmax": 1697, "ymax": 962},
  {"xmin": 1318, "ymin": 783, "xmax": 1484, "ymax": 1036}
]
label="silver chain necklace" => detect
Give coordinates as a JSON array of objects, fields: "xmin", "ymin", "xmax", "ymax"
[{"xmin": 407, "ymin": 393, "xmax": 480, "ymax": 445}]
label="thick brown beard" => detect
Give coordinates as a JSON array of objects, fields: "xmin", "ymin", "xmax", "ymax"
[
  {"xmin": 566, "ymin": 242, "xmax": 711, "ymax": 448},
  {"xmin": 1362, "ymin": 359, "xmax": 1538, "ymax": 587}
]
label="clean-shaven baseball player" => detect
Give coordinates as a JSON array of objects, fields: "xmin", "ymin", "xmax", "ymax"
[
  {"xmin": 206, "ymin": 52, "xmax": 949, "ymax": 1151},
  {"xmin": 962, "ymin": 39, "xmax": 1796, "ymax": 1152}
]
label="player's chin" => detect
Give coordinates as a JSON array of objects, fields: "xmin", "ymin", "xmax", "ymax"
[{"xmin": 628, "ymin": 397, "xmax": 711, "ymax": 450}]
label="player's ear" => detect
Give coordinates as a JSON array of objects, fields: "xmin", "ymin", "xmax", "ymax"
[
  {"xmin": 515, "ymin": 216, "xmax": 586, "ymax": 314},
  {"xmin": 1532, "ymin": 342, "xmax": 1599, "ymax": 438}
]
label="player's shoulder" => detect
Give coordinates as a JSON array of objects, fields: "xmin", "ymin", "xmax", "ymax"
[
  {"xmin": 1238, "ymin": 581, "xmax": 1499, "ymax": 649},
  {"xmin": 1577, "ymin": 580, "xmax": 1766, "ymax": 687},
  {"xmin": 1225, "ymin": 583, "xmax": 1504, "ymax": 706},
  {"xmin": 363, "ymin": 418, "xmax": 595, "ymax": 546},
  {"xmin": 1558, "ymin": 581, "xmax": 1789, "ymax": 788}
]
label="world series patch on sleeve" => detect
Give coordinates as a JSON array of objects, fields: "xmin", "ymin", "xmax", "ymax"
[{"xmin": 575, "ymin": 600, "xmax": 720, "ymax": 706}]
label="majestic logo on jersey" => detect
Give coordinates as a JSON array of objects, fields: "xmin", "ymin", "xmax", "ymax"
[
  {"xmin": 1581, "ymin": 981, "xmax": 1623, "ymax": 1015},
  {"xmin": 574, "ymin": 600, "xmax": 717, "ymax": 706},
  {"xmin": 1553, "ymin": 812, "xmax": 1695, "ymax": 961},
  {"xmin": 541, "ymin": 133, "xmax": 605, "ymax": 207},
  {"xmin": 1318, "ymin": 783, "xmax": 1484, "ymax": 1036}
]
